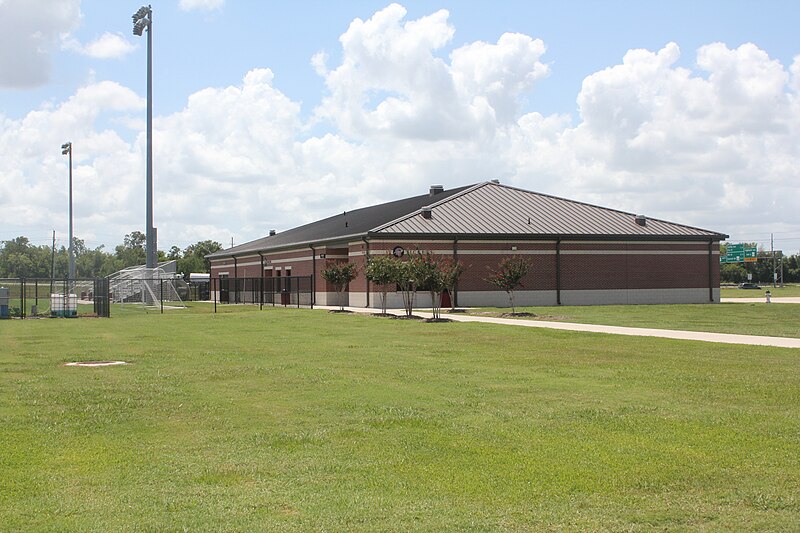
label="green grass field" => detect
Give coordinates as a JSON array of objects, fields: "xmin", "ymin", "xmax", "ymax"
[
  {"xmin": 721, "ymin": 284, "xmax": 800, "ymax": 298},
  {"xmin": 2, "ymin": 305, "xmax": 799, "ymax": 530},
  {"xmin": 465, "ymin": 302, "xmax": 800, "ymax": 338}
]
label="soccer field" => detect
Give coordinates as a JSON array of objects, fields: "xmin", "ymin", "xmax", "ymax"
[{"xmin": 2, "ymin": 305, "xmax": 798, "ymax": 530}]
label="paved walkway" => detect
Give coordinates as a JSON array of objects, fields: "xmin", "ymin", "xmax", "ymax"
[
  {"xmin": 315, "ymin": 305, "xmax": 800, "ymax": 349},
  {"xmin": 722, "ymin": 297, "xmax": 800, "ymax": 304}
]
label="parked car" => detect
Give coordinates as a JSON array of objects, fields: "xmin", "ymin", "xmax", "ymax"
[{"xmin": 738, "ymin": 282, "xmax": 761, "ymax": 289}]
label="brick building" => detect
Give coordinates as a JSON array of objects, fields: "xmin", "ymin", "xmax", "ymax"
[{"xmin": 207, "ymin": 181, "xmax": 727, "ymax": 307}]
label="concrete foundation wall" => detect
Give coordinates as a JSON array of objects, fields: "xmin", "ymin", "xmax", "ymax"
[
  {"xmin": 559, "ymin": 287, "xmax": 719, "ymax": 306},
  {"xmin": 343, "ymin": 287, "xmax": 719, "ymax": 309},
  {"xmin": 316, "ymin": 291, "xmax": 347, "ymax": 307}
]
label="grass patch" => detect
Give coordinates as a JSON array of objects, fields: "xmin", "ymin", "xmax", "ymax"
[
  {"xmin": 1, "ymin": 304, "xmax": 799, "ymax": 530},
  {"xmin": 466, "ymin": 302, "xmax": 800, "ymax": 338}
]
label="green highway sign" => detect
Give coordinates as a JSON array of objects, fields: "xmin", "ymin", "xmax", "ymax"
[
  {"xmin": 727, "ymin": 243, "xmax": 743, "ymax": 253},
  {"xmin": 721, "ymin": 244, "xmax": 758, "ymax": 264}
]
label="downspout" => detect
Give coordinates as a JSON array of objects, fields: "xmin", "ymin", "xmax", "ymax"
[
  {"xmin": 233, "ymin": 256, "xmax": 239, "ymax": 304},
  {"xmin": 309, "ymin": 244, "xmax": 316, "ymax": 306},
  {"xmin": 362, "ymin": 237, "xmax": 370, "ymax": 308},
  {"xmin": 453, "ymin": 238, "xmax": 459, "ymax": 307},
  {"xmin": 556, "ymin": 238, "xmax": 562, "ymax": 305},
  {"xmin": 708, "ymin": 240, "xmax": 714, "ymax": 303},
  {"xmin": 258, "ymin": 252, "xmax": 265, "ymax": 310}
]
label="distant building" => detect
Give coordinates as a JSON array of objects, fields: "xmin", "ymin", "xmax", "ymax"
[{"xmin": 207, "ymin": 181, "xmax": 727, "ymax": 307}]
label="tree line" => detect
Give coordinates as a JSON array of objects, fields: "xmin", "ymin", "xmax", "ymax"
[{"xmin": 0, "ymin": 232, "xmax": 222, "ymax": 280}]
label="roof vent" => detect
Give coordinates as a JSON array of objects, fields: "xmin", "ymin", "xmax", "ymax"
[
  {"xmin": 429, "ymin": 184, "xmax": 444, "ymax": 196},
  {"xmin": 421, "ymin": 206, "xmax": 433, "ymax": 219},
  {"xmin": 269, "ymin": 229, "xmax": 277, "ymax": 236},
  {"xmin": 490, "ymin": 179, "xmax": 500, "ymax": 184},
  {"xmin": 634, "ymin": 215, "xmax": 647, "ymax": 227}
]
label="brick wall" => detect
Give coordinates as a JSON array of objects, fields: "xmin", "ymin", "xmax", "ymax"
[{"xmin": 210, "ymin": 238, "xmax": 721, "ymax": 307}]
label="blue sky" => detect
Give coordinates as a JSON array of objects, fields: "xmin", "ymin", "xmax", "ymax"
[{"xmin": 1, "ymin": 0, "xmax": 799, "ymax": 253}]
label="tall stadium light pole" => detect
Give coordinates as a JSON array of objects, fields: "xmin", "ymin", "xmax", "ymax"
[
  {"xmin": 61, "ymin": 142, "xmax": 75, "ymax": 282},
  {"xmin": 133, "ymin": 5, "xmax": 156, "ymax": 268}
]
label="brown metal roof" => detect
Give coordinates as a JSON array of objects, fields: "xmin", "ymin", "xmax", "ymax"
[
  {"xmin": 209, "ymin": 181, "xmax": 726, "ymax": 260},
  {"xmin": 207, "ymin": 185, "xmax": 472, "ymax": 259},
  {"xmin": 373, "ymin": 182, "xmax": 726, "ymax": 239}
]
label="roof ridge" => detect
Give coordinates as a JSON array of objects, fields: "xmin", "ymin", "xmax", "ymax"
[{"xmin": 369, "ymin": 181, "xmax": 489, "ymax": 233}]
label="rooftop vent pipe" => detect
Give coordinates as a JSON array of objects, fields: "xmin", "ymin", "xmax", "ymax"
[
  {"xmin": 421, "ymin": 206, "xmax": 433, "ymax": 219},
  {"xmin": 634, "ymin": 215, "xmax": 647, "ymax": 227},
  {"xmin": 429, "ymin": 184, "xmax": 444, "ymax": 196},
  {"xmin": 269, "ymin": 229, "xmax": 277, "ymax": 236}
]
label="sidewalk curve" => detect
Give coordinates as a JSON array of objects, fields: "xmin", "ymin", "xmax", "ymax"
[{"xmin": 314, "ymin": 305, "xmax": 800, "ymax": 349}]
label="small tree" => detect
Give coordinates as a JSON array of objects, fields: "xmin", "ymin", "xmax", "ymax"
[
  {"xmin": 409, "ymin": 251, "xmax": 447, "ymax": 320},
  {"xmin": 365, "ymin": 255, "xmax": 400, "ymax": 315},
  {"xmin": 394, "ymin": 259, "xmax": 416, "ymax": 318},
  {"xmin": 485, "ymin": 256, "xmax": 531, "ymax": 314},
  {"xmin": 440, "ymin": 258, "xmax": 465, "ymax": 311},
  {"xmin": 321, "ymin": 261, "xmax": 359, "ymax": 311}
]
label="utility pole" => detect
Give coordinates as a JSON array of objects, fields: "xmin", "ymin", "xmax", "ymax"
[{"xmin": 771, "ymin": 233, "xmax": 776, "ymax": 288}]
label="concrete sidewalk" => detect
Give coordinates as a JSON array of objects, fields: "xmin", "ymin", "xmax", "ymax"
[
  {"xmin": 315, "ymin": 305, "xmax": 800, "ymax": 349},
  {"xmin": 722, "ymin": 297, "xmax": 800, "ymax": 304}
]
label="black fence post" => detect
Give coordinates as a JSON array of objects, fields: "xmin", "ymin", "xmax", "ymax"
[{"xmin": 160, "ymin": 279, "xmax": 164, "ymax": 314}]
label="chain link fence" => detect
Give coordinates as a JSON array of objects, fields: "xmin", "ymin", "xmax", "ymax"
[{"xmin": 0, "ymin": 278, "xmax": 111, "ymax": 319}]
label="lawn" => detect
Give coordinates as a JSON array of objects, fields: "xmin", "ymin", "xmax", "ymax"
[
  {"xmin": 721, "ymin": 283, "xmax": 800, "ymax": 298},
  {"xmin": 2, "ymin": 305, "xmax": 799, "ymax": 530},
  {"xmin": 465, "ymin": 302, "xmax": 800, "ymax": 338}
]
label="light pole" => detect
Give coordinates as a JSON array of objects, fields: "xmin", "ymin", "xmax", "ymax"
[
  {"xmin": 61, "ymin": 142, "xmax": 75, "ymax": 282},
  {"xmin": 133, "ymin": 5, "xmax": 156, "ymax": 269}
]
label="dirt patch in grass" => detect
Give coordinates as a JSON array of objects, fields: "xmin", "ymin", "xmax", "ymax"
[
  {"xmin": 471, "ymin": 311, "xmax": 573, "ymax": 321},
  {"xmin": 370, "ymin": 313, "xmax": 399, "ymax": 319},
  {"xmin": 64, "ymin": 361, "xmax": 129, "ymax": 367}
]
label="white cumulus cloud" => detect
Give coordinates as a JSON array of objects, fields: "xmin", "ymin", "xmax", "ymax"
[
  {"xmin": 0, "ymin": 0, "xmax": 80, "ymax": 88},
  {"xmin": 62, "ymin": 32, "xmax": 137, "ymax": 59},
  {"xmin": 178, "ymin": 0, "xmax": 225, "ymax": 12},
  {"xmin": 0, "ymin": 80, "xmax": 144, "ymax": 245},
  {"xmin": 314, "ymin": 3, "xmax": 549, "ymax": 141}
]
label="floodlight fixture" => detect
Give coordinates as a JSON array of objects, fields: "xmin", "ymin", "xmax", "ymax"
[{"xmin": 132, "ymin": 5, "xmax": 151, "ymax": 35}]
